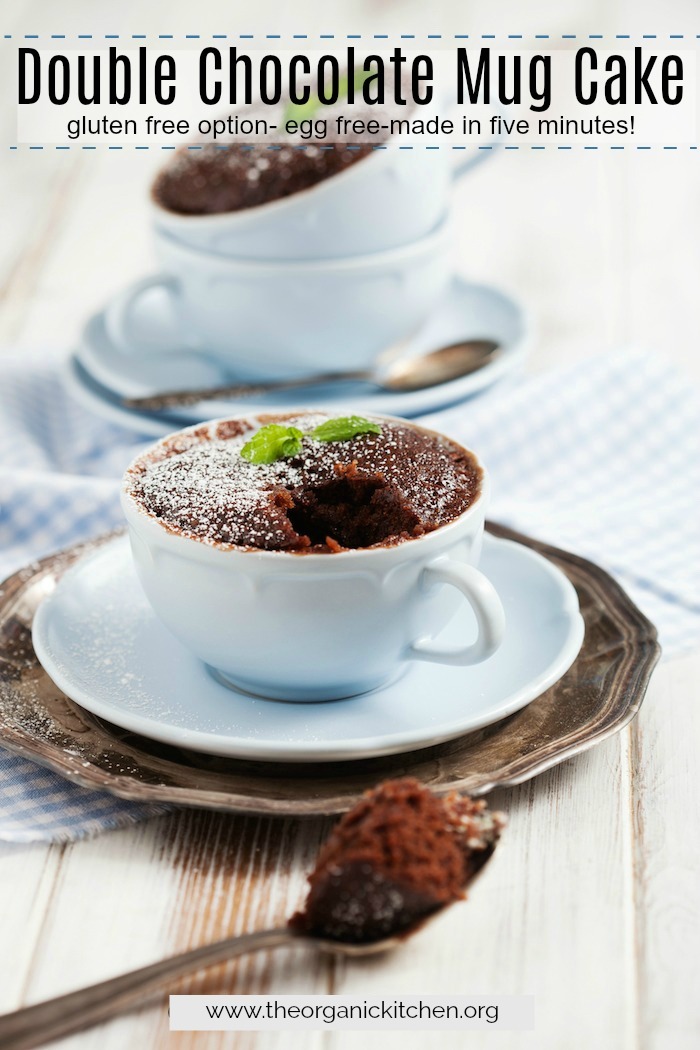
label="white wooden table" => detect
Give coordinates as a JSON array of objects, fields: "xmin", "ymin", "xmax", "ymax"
[{"xmin": 0, "ymin": 2, "xmax": 698, "ymax": 1047}]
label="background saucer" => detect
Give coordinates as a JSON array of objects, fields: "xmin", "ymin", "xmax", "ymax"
[
  {"xmin": 32, "ymin": 532, "xmax": 583, "ymax": 763},
  {"xmin": 65, "ymin": 355, "xmax": 193, "ymax": 437},
  {"xmin": 73, "ymin": 277, "xmax": 530, "ymax": 429}
]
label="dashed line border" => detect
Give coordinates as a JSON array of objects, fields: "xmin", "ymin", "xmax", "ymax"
[{"xmin": 3, "ymin": 32, "xmax": 700, "ymax": 41}]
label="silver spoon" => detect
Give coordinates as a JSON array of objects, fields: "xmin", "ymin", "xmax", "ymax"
[
  {"xmin": 0, "ymin": 846, "xmax": 497, "ymax": 1050},
  {"xmin": 123, "ymin": 338, "xmax": 501, "ymax": 412}
]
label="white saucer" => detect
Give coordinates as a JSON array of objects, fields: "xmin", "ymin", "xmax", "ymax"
[
  {"xmin": 32, "ymin": 534, "xmax": 584, "ymax": 763},
  {"xmin": 65, "ymin": 355, "xmax": 189, "ymax": 437},
  {"xmin": 74, "ymin": 277, "xmax": 530, "ymax": 428}
]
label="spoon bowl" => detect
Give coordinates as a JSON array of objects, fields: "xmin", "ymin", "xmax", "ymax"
[
  {"xmin": 382, "ymin": 339, "xmax": 500, "ymax": 392},
  {"xmin": 123, "ymin": 339, "xmax": 501, "ymax": 412}
]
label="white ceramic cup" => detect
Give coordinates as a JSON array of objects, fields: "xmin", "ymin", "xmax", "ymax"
[
  {"xmin": 104, "ymin": 218, "xmax": 452, "ymax": 380},
  {"xmin": 151, "ymin": 141, "xmax": 490, "ymax": 261},
  {"xmin": 120, "ymin": 414, "xmax": 506, "ymax": 702}
]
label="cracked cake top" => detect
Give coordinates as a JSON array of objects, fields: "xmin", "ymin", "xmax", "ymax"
[{"xmin": 123, "ymin": 412, "xmax": 482, "ymax": 553}]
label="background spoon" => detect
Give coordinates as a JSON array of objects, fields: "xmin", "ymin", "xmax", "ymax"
[{"xmin": 123, "ymin": 338, "xmax": 501, "ymax": 411}]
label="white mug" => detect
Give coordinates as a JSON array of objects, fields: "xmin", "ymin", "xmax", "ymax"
[
  {"xmin": 151, "ymin": 139, "xmax": 492, "ymax": 261},
  {"xmin": 104, "ymin": 218, "xmax": 452, "ymax": 380},
  {"xmin": 121, "ymin": 415, "xmax": 506, "ymax": 702}
]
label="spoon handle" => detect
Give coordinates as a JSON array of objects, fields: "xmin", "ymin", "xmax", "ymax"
[
  {"xmin": 0, "ymin": 926, "xmax": 294, "ymax": 1050},
  {"xmin": 124, "ymin": 370, "xmax": 375, "ymax": 411}
]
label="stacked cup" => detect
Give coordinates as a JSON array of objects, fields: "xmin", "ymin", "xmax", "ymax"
[{"xmin": 107, "ymin": 145, "xmax": 461, "ymax": 382}]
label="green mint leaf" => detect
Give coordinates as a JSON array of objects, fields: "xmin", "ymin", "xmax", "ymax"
[
  {"xmin": 282, "ymin": 68, "xmax": 374, "ymax": 129},
  {"xmin": 311, "ymin": 416, "xmax": 382, "ymax": 443},
  {"xmin": 282, "ymin": 94, "xmax": 322, "ymax": 126},
  {"xmin": 240, "ymin": 425, "xmax": 304, "ymax": 465}
]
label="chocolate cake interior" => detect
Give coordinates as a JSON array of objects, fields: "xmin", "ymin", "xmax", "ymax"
[{"xmin": 286, "ymin": 471, "xmax": 422, "ymax": 549}]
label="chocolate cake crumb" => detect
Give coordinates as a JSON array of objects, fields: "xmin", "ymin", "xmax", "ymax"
[
  {"xmin": 290, "ymin": 778, "xmax": 505, "ymax": 943},
  {"xmin": 124, "ymin": 413, "xmax": 482, "ymax": 554},
  {"xmin": 215, "ymin": 419, "xmax": 254, "ymax": 440}
]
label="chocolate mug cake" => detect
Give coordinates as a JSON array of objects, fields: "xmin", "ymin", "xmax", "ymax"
[
  {"xmin": 121, "ymin": 413, "xmax": 502, "ymax": 700},
  {"xmin": 152, "ymin": 140, "xmax": 376, "ymax": 217},
  {"xmin": 152, "ymin": 75, "xmax": 406, "ymax": 216},
  {"xmin": 124, "ymin": 412, "xmax": 482, "ymax": 553}
]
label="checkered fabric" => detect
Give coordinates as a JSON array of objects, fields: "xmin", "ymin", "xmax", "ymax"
[
  {"xmin": 0, "ymin": 348, "xmax": 697, "ymax": 842},
  {"xmin": 423, "ymin": 350, "xmax": 700, "ymax": 657},
  {"xmin": 0, "ymin": 753, "xmax": 168, "ymax": 844},
  {"xmin": 0, "ymin": 358, "xmax": 161, "ymax": 842}
]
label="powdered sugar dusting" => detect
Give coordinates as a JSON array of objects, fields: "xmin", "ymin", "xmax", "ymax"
[
  {"xmin": 151, "ymin": 78, "xmax": 416, "ymax": 217},
  {"xmin": 125, "ymin": 413, "xmax": 481, "ymax": 552}
]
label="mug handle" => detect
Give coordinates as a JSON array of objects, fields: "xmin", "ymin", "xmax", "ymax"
[
  {"xmin": 451, "ymin": 137, "xmax": 501, "ymax": 179},
  {"xmin": 104, "ymin": 273, "xmax": 180, "ymax": 355},
  {"xmin": 409, "ymin": 559, "xmax": 505, "ymax": 666},
  {"xmin": 450, "ymin": 102, "xmax": 505, "ymax": 179}
]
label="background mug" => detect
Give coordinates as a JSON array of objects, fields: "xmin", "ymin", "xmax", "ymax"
[
  {"xmin": 151, "ymin": 122, "xmax": 496, "ymax": 261},
  {"xmin": 105, "ymin": 218, "xmax": 452, "ymax": 380}
]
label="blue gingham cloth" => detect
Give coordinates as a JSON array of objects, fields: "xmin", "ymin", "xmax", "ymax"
[{"xmin": 0, "ymin": 348, "xmax": 698, "ymax": 842}]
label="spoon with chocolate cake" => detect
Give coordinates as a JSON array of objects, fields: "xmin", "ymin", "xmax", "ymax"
[
  {"xmin": 0, "ymin": 779, "xmax": 504, "ymax": 1050},
  {"xmin": 123, "ymin": 339, "xmax": 501, "ymax": 412}
]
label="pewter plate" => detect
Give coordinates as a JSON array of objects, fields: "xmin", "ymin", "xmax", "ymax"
[
  {"xmin": 0, "ymin": 524, "xmax": 660, "ymax": 816},
  {"xmin": 31, "ymin": 533, "xmax": 585, "ymax": 762}
]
